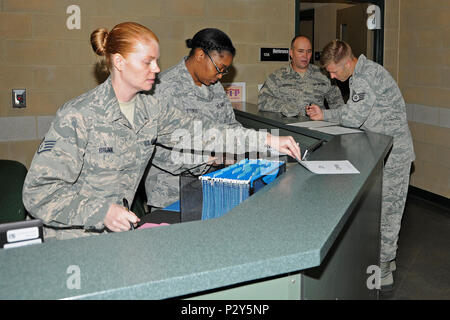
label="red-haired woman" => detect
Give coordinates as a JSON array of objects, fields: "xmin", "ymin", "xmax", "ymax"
[{"xmin": 23, "ymin": 22, "xmax": 300, "ymax": 240}]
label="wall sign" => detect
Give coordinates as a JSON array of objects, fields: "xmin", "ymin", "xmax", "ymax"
[
  {"xmin": 223, "ymin": 82, "xmax": 246, "ymax": 102},
  {"xmin": 223, "ymin": 82, "xmax": 246, "ymax": 111},
  {"xmin": 260, "ymin": 48, "xmax": 289, "ymax": 62}
]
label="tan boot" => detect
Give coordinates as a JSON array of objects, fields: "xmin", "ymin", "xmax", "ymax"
[
  {"xmin": 390, "ymin": 260, "xmax": 396, "ymax": 272},
  {"xmin": 380, "ymin": 261, "xmax": 394, "ymax": 292}
]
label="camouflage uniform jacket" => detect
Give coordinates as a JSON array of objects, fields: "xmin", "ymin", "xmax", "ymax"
[
  {"xmin": 23, "ymin": 77, "xmax": 265, "ymax": 239},
  {"xmin": 145, "ymin": 58, "xmax": 242, "ymax": 208},
  {"xmin": 258, "ymin": 63, "xmax": 344, "ymax": 117},
  {"xmin": 323, "ymin": 55, "xmax": 415, "ymax": 169}
]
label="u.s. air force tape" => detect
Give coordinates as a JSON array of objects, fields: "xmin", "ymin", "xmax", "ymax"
[
  {"xmin": 37, "ymin": 140, "xmax": 56, "ymax": 154},
  {"xmin": 352, "ymin": 91, "xmax": 366, "ymax": 102}
]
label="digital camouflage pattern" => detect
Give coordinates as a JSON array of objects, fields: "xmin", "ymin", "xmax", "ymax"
[
  {"xmin": 258, "ymin": 63, "xmax": 344, "ymax": 117},
  {"xmin": 381, "ymin": 164, "xmax": 411, "ymax": 263},
  {"xmin": 145, "ymin": 58, "xmax": 242, "ymax": 209},
  {"xmin": 322, "ymin": 54, "xmax": 415, "ymax": 262},
  {"xmin": 23, "ymin": 77, "xmax": 267, "ymax": 240},
  {"xmin": 322, "ymin": 55, "xmax": 415, "ymax": 169}
]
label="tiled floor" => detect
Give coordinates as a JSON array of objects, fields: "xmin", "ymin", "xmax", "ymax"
[{"xmin": 380, "ymin": 193, "xmax": 450, "ymax": 300}]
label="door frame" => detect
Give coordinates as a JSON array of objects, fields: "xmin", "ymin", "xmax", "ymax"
[
  {"xmin": 299, "ymin": 9, "xmax": 315, "ymax": 64},
  {"xmin": 295, "ymin": 0, "xmax": 385, "ymax": 65}
]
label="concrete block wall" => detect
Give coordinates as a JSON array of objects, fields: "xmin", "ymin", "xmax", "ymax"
[
  {"xmin": 0, "ymin": 0, "xmax": 448, "ymax": 198},
  {"xmin": 385, "ymin": 0, "xmax": 450, "ymax": 198},
  {"xmin": 0, "ymin": 0, "xmax": 294, "ymax": 168}
]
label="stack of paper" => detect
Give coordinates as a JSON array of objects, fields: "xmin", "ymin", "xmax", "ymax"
[
  {"xmin": 288, "ymin": 120, "xmax": 363, "ymax": 135},
  {"xmin": 288, "ymin": 120, "xmax": 338, "ymax": 128}
]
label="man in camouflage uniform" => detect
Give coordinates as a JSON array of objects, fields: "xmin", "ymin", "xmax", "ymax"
[
  {"xmin": 145, "ymin": 58, "xmax": 242, "ymax": 211},
  {"xmin": 258, "ymin": 36, "xmax": 344, "ymax": 117},
  {"xmin": 23, "ymin": 77, "xmax": 287, "ymax": 241},
  {"xmin": 306, "ymin": 40, "xmax": 415, "ymax": 291}
]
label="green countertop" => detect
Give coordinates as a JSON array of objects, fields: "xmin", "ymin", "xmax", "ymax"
[{"xmin": 0, "ymin": 104, "xmax": 392, "ymax": 299}]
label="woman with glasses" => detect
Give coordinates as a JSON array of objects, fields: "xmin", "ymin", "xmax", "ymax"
[{"xmin": 144, "ymin": 28, "xmax": 244, "ymax": 214}]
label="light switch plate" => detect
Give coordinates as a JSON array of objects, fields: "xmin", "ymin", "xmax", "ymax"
[{"xmin": 12, "ymin": 89, "xmax": 26, "ymax": 108}]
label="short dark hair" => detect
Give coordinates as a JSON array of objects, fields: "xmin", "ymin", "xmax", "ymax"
[
  {"xmin": 186, "ymin": 28, "xmax": 236, "ymax": 57},
  {"xmin": 290, "ymin": 35, "xmax": 311, "ymax": 49}
]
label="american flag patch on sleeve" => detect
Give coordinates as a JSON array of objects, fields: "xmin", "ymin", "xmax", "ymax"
[{"xmin": 37, "ymin": 140, "xmax": 56, "ymax": 154}]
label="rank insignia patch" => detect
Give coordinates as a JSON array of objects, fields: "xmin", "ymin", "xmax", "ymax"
[
  {"xmin": 37, "ymin": 140, "xmax": 56, "ymax": 154},
  {"xmin": 352, "ymin": 91, "xmax": 366, "ymax": 102}
]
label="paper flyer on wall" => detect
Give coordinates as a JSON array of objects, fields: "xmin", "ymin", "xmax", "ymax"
[{"xmin": 223, "ymin": 82, "xmax": 246, "ymax": 102}]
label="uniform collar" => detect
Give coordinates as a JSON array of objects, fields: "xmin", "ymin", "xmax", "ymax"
[
  {"xmin": 288, "ymin": 62, "xmax": 313, "ymax": 78},
  {"xmin": 100, "ymin": 76, "xmax": 149, "ymax": 130},
  {"xmin": 98, "ymin": 77, "xmax": 122, "ymax": 122},
  {"xmin": 133, "ymin": 94, "xmax": 150, "ymax": 132},
  {"xmin": 353, "ymin": 54, "xmax": 367, "ymax": 76},
  {"xmin": 349, "ymin": 54, "xmax": 366, "ymax": 85}
]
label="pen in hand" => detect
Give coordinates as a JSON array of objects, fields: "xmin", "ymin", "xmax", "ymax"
[
  {"xmin": 302, "ymin": 149, "xmax": 309, "ymax": 161},
  {"xmin": 301, "ymin": 139, "xmax": 325, "ymax": 161},
  {"xmin": 122, "ymin": 198, "xmax": 134, "ymax": 230}
]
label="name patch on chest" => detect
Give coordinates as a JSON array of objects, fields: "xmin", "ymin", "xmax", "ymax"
[{"xmin": 99, "ymin": 147, "xmax": 114, "ymax": 153}]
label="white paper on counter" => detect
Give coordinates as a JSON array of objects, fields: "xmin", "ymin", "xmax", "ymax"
[
  {"xmin": 312, "ymin": 126, "xmax": 363, "ymax": 135},
  {"xmin": 287, "ymin": 120, "xmax": 338, "ymax": 128},
  {"xmin": 299, "ymin": 160, "xmax": 360, "ymax": 174}
]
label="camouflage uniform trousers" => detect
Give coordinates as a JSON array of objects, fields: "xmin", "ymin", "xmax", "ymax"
[{"xmin": 380, "ymin": 163, "xmax": 412, "ymax": 263}]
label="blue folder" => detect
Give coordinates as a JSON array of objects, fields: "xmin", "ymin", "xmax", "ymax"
[
  {"xmin": 161, "ymin": 200, "xmax": 180, "ymax": 212},
  {"xmin": 199, "ymin": 159, "xmax": 285, "ymax": 220}
]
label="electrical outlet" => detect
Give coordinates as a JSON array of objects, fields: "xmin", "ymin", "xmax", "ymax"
[{"xmin": 12, "ymin": 89, "xmax": 26, "ymax": 108}]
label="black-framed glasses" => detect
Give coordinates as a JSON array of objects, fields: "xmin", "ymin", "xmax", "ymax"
[{"xmin": 203, "ymin": 50, "xmax": 229, "ymax": 76}]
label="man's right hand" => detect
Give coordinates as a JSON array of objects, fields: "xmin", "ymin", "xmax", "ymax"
[
  {"xmin": 104, "ymin": 204, "xmax": 140, "ymax": 232},
  {"xmin": 306, "ymin": 104, "xmax": 324, "ymax": 120}
]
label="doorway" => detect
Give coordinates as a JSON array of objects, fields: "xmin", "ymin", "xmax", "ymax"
[
  {"xmin": 295, "ymin": 0, "xmax": 384, "ymax": 101},
  {"xmin": 299, "ymin": 9, "xmax": 315, "ymax": 64}
]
